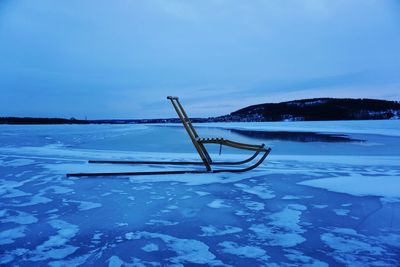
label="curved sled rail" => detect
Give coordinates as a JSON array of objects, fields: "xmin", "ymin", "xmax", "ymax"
[
  {"xmin": 66, "ymin": 148, "xmax": 271, "ymax": 177},
  {"xmin": 88, "ymin": 144, "xmax": 265, "ymax": 166}
]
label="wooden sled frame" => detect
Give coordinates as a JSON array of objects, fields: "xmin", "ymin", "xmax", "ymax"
[{"xmin": 67, "ymin": 96, "xmax": 271, "ymax": 177}]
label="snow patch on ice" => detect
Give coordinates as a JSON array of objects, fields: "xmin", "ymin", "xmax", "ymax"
[
  {"xmin": 108, "ymin": 256, "xmax": 124, "ymax": 267},
  {"xmin": 142, "ymin": 243, "xmax": 159, "ymax": 252},
  {"xmin": 0, "ymin": 248, "xmax": 28, "ymax": 265},
  {"xmin": 284, "ymin": 249, "xmax": 328, "ymax": 266},
  {"xmin": 49, "ymin": 254, "xmax": 92, "ymax": 267},
  {"xmin": 200, "ymin": 225, "xmax": 242, "ymax": 236},
  {"xmin": 244, "ymin": 201, "xmax": 265, "ymax": 211},
  {"xmin": 313, "ymin": 204, "xmax": 328, "ymax": 209},
  {"xmin": 0, "ymin": 226, "xmax": 26, "ymax": 245},
  {"xmin": 0, "ymin": 209, "xmax": 38, "ymax": 225},
  {"xmin": 127, "ymin": 231, "xmax": 223, "ymax": 265},
  {"xmin": 320, "ymin": 227, "xmax": 393, "ymax": 266},
  {"xmin": 0, "ymin": 179, "xmax": 32, "ymax": 198},
  {"xmin": 194, "ymin": 191, "xmax": 210, "ymax": 196},
  {"xmin": 65, "ymin": 200, "xmax": 102, "ymax": 211},
  {"xmin": 282, "ymin": 195, "xmax": 312, "ymax": 200},
  {"xmin": 0, "ymin": 175, "xmax": 48, "ymax": 202},
  {"xmin": 146, "ymin": 219, "xmax": 178, "ymax": 226},
  {"xmin": 288, "ymin": 204, "xmax": 307, "ymax": 211},
  {"xmin": 380, "ymin": 197, "xmax": 400, "ymax": 203},
  {"xmin": 107, "ymin": 256, "xmax": 160, "ymax": 267},
  {"xmin": 250, "ymin": 204, "xmax": 306, "ymax": 247},
  {"xmin": 92, "ymin": 232, "xmax": 103, "ymax": 242},
  {"xmin": 76, "ymin": 201, "xmax": 102, "ymax": 211},
  {"xmin": 272, "ymin": 155, "xmax": 400, "ymax": 166},
  {"xmin": 29, "ymin": 219, "xmax": 79, "ymax": 261},
  {"xmin": 219, "ymin": 241, "xmax": 269, "ymax": 260},
  {"xmin": 12, "ymin": 194, "xmax": 52, "ymax": 207},
  {"xmin": 1, "ymin": 188, "xmax": 31, "ymax": 198},
  {"xmin": 299, "ymin": 174, "xmax": 400, "ymax": 198},
  {"xmin": 235, "ymin": 210, "xmax": 250, "ymax": 216},
  {"xmin": 235, "ymin": 183, "xmax": 275, "ymax": 199},
  {"xmin": 207, "ymin": 199, "xmax": 230, "ymax": 209},
  {"xmin": 333, "ymin": 209, "xmax": 350, "ymax": 216},
  {"xmin": 2, "ymin": 159, "xmax": 35, "ymax": 167},
  {"xmin": 377, "ymin": 233, "xmax": 400, "ymax": 247},
  {"xmin": 125, "ymin": 232, "xmax": 134, "ymax": 240},
  {"xmin": 41, "ymin": 186, "xmax": 74, "ymax": 195}
]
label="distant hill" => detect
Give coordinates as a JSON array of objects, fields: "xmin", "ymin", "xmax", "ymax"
[
  {"xmin": 214, "ymin": 98, "xmax": 400, "ymax": 122},
  {"xmin": 0, "ymin": 117, "xmax": 208, "ymax": 125},
  {"xmin": 0, "ymin": 117, "xmax": 91, "ymax": 124},
  {"xmin": 1, "ymin": 98, "xmax": 399, "ymax": 124}
]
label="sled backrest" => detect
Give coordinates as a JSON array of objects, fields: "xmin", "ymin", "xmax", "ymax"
[{"xmin": 167, "ymin": 96, "xmax": 212, "ymax": 171}]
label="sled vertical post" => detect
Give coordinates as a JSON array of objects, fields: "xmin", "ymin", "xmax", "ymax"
[
  {"xmin": 167, "ymin": 96, "xmax": 212, "ymax": 171},
  {"xmin": 175, "ymin": 98, "xmax": 213, "ymax": 164}
]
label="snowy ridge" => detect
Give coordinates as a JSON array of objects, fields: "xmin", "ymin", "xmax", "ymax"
[{"xmin": 223, "ymin": 98, "xmax": 400, "ymax": 122}]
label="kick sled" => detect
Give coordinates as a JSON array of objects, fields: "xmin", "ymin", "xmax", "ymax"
[{"xmin": 67, "ymin": 96, "xmax": 271, "ymax": 177}]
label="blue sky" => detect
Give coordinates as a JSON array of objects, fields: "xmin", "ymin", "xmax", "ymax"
[{"xmin": 0, "ymin": 0, "xmax": 399, "ymax": 119}]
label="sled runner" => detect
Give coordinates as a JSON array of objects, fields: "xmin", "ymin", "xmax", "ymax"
[{"xmin": 67, "ymin": 96, "xmax": 271, "ymax": 177}]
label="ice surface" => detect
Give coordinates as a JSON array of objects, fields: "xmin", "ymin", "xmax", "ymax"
[{"xmin": 1, "ymin": 122, "xmax": 399, "ymax": 266}]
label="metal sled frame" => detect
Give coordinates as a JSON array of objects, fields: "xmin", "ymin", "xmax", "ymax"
[{"xmin": 67, "ymin": 96, "xmax": 271, "ymax": 177}]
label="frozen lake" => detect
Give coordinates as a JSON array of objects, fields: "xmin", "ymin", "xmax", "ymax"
[{"xmin": 1, "ymin": 120, "xmax": 399, "ymax": 266}]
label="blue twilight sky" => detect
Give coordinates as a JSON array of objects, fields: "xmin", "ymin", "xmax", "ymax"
[{"xmin": 0, "ymin": 0, "xmax": 399, "ymax": 119}]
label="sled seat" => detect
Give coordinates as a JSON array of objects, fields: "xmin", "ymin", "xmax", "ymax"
[{"xmin": 196, "ymin": 137, "xmax": 268, "ymax": 151}]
